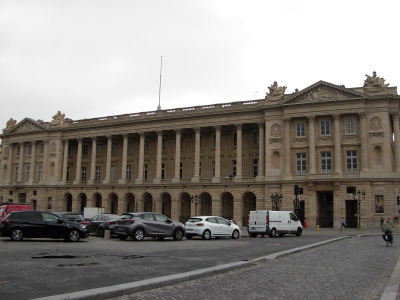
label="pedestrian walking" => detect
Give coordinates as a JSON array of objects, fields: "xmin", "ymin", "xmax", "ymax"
[
  {"xmin": 341, "ymin": 217, "xmax": 346, "ymax": 229},
  {"xmin": 380, "ymin": 217, "xmax": 384, "ymax": 227}
]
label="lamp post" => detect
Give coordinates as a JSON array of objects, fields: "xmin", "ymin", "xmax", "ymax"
[
  {"xmin": 271, "ymin": 193, "xmax": 283, "ymax": 211},
  {"xmin": 191, "ymin": 194, "xmax": 200, "ymax": 216},
  {"xmin": 162, "ymin": 197, "xmax": 166, "ymax": 215},
  {"xmin": 353, "ymin": 189, "xmax": 365, "ymax": 229}
]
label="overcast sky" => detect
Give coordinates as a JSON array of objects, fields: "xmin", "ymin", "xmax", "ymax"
[{"xmin": 1, "ymin": 0, "xmax": 399, "ymax": 132}]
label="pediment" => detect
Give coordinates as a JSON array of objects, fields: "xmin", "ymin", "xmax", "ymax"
[
  {"xmin": 282, "ymin": 81, "xmax": 365, "ymax": 105},
  {"xmin": 7, "ymin": 118, "xmax": 49, "ymax": 134}
]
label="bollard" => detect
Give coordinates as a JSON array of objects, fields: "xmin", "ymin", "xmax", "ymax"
[
  {"xmin": 317, "ymin": 225, "xmax": 320, "ymax": 234},
  {"xmin": 340, "ymin": 227, "xmax": 342, "ymax": 233},
  {"xmin": 104, "ymin": 230, "xmax": 111, "ymax": 239},
  {"xmin": 360, "ymin": 225, "xmax": 363, "ymax": 234}
]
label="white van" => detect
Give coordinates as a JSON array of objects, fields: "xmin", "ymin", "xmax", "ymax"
[{"xmin": 247, "ymin": 210, "xmax": 303, "ymax": 237}]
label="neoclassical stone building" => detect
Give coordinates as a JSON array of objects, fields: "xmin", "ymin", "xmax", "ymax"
[{"xmin": 1, "ymin": 72, "xmax": 399, "ymax": 228}]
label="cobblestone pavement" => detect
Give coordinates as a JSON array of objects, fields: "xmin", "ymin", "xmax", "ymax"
[{"xmin": 110, "ymin": 235, "xmax": 400, "ymax": 300}]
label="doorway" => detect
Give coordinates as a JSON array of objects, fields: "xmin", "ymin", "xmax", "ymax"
[
  {"xmin": 317, "ymin": 191, "xmax": 334, "ymax": 228},
  {"xmin": 345, "ymin": 200, "xmax": 358, "ymax": 228}
]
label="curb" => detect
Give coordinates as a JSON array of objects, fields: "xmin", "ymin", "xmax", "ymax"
[{"xmin": 32, "ymin": 236, "xmax": 350, "ymax": 300}]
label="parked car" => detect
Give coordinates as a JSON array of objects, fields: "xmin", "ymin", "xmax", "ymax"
[
  {"xmin": 52, "ymin": 212, "xmax": 87, "ymax": 225},
  {"xmin": 185, "ymin": 216, "xmax": 241, "ymax": 240},
  {"xmin": 0, "ymin": 203, "xmax": 31, "ymax": 223},
  {"xmin": 0, "ymin": 211, "xmax": 88, "ymax": 242},
  {"xmin": 115, "ymin": 212, "xmax": 185, "ymax": 241},
  {"xmin": 86, "ymin": 214, "xmax": 119, "ymax": 237}
]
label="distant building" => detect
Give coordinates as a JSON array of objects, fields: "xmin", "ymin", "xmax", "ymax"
[{"xmin": 0, "ymin": 72, "xmax": 399, "ymax": 228}]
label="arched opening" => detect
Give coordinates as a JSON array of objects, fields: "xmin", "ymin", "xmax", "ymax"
[
  {"xmin": 110, "ymin": 193, "xmax": 118, "ymax": 214},
  {"xmin": 65, "ymin": 193, "xmax": 73, "ymax": 212},
  {"xmin": 180, "ymin": 192, "xmax": 191, "ymax": 223},
  {"xmin": 199, "ymin": 192, "xmax": 212, "ymax": 216},
  {"xmin": 94, "ymin": 193, "xmax": 102, "ymax": 209},
  {"xmin": 126, "ymin": 193, "xmax": 135, "ymax": 212},
  {"xmin": 161, "ymin": 193, "xmax": 172, "ymax": 218},
  {"xmin": 78, "ymin": 193, "xmax": 87, "ymax": 215},
  {"xmin": 242, "ymin": 192, "xmax": 256, "ymax": 226},
  {"xmin": 221, "ymin": 192, "xmax": 234, "ymax": 220},
  {"xmin": 143, "ymin": 193, "xmax": 153, "ymax": 212}
]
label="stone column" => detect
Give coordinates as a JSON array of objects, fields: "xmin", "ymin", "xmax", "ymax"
[
  {"xmin": 172, "ymin": 129, "xmax": 181, "ymax": 183},
  {"xmin": 119, "ymin": 134, "xmax": 128, "ymax": 184},
  {"xmin": 42, "ymin": 140, "xmax": 49, "ymax": 182},
  {"xmin": 308, "ymin": 116, "xmax": 316, "ymax": 174},
  {"xmin": 62, "ymin": 139, "xmax": 69, "ymax": 183},
  {"xmin": 234, "ymin": 124, "xmax": 243, "ymax": 182},
  {"xmin": 283, "ymin": 118, "xmax": 292, "ymax": 179},
  {"xmin": 6, "ymin": 143, "xmax": 14, "ymax": 184},
  {"xmin": 29, "ymin": 141, "xmax": 37, "ymax": 183},
  {"xmin": 88, "ymin": 137, "xmax": 97, "ymax": 184},
  {"xmin": 333, "ymin": 114, "xmax": 342, "ymax": 175},
  {"xmin": 212, "ymin": 126, "xmax": 221, "ymax": 183},
  {"xmin": 17, "ymin": 142, "xmax": 25, "ymax": 182},
  {"xmin": 191, "ymin": 127, "xmax": 200, "ymax": 183},
  {"xmin": 154, "ymin": 131, "xmax": 163, "ymax": 184},
  {"xmin": 265, "ymin": 122, "xmax": 272, "ymax": 176},
  {"xmin": 73, "ymin": 138, "xmax": 82, "ymax": 185},
  {"xmin": 103, "ymin": 135, "xmax": 112, "ymax": 184},
  {"xmin": 393, "ymin": 113, "xmax": 400, "ymax": 174},
  {"xmin": 135, "ymin": 132, "xmax": 145, "ymax": 184},
  {"xmin": 256, "ymin": 122, "xmax": 265, "ymax": 181},
  {"xmin": 359, "ymin": 112, "xmax": 369, "ymax": 175}
]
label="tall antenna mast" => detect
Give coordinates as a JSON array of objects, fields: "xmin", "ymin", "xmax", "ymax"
[{"xmin": 157, "ymin": 56, "xmax": 163, "ymax": 111}]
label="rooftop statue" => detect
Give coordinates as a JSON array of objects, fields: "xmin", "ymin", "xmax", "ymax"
[
  {"xmin": 51, "ymin": 111, "xmax": 66, "ymax": 125},
  {"xmin": 364, "ymin": 71, "xmax": 389, "ymax": 93},
  {"xmin": 6, "ymin": 118, "xmax": 17, "ymax": 128},
  {"xmin": 266, "ymin": 81, "xmax": 287, "ymax": 101}
]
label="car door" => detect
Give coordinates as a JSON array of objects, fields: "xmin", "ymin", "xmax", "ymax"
[
  {"xmin": 289, "ymin": 212, "xmax": 300, "ymax": 233},
  {"xmin": 140, "ymin": 213, "xmax": 157, "ymax": 235},
  {"xmin": 205, "ymin": 217, "xmax": 220, "ymax": 235},
  {"xmin": 215, "ymin": 217, "xmax": 232, "ymax": 236},
  {"xmin": 87, "ymin": 215, "xmax": 101, "ymax": 233},
  {"xmin": 21, "ymin": 211, "xmax": 44, "ymax": 237},
  {"xmin": 153, "ymin": 213, "xmax": 174, "ymax": 235},
  {"xmin": 41, "ymin": 212, "xmax": 67, "ymax": 238}
]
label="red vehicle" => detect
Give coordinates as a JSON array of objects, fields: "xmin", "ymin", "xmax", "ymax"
[{"xmin": 0, "ymin": 203, "xmax": 31, "ymax": 223}]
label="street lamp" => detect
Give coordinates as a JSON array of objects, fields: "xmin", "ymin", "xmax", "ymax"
[
  {"xmin": 191, "ymin": 194, "xmax": 200, "ymax": 216},
  {"xmin": 353, "ymin": 189, "xmax": 366, "ymax": 229},
  {"xmin": 271, "ymin": 193, "xmax": 283, "ymax": 211}
]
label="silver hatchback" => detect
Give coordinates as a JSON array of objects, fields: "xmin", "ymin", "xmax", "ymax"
[{"xmin": 115, "ymin": 212, "xmax": 185, "ymax": 241}]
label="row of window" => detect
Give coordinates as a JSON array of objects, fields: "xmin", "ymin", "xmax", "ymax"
[{"xmin": 296, "ymin": 118, "xmax": 356, "ymax": 137}]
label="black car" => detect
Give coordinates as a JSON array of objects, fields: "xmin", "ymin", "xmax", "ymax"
[
  {"xmin": 0, "ymin": 211, "xmax": 88, "ymax": 242},
  {"xmin": 52, "ymin": 212, "xmax": 87, "ymax": 225},
  {"xmin": 86, "ymin": 214, "xmax": 119, "ymax": 237}
]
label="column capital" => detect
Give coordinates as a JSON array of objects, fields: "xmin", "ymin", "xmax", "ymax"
[
  {"xmin": 214, "ymin": 125, "xmax": 221, "ymax": 131},
  {"xmin": 106, "ymin": 135, "xmax": 112, "ymax": 140},
  {"xmin": 194, "ymin": 127, "xmax": 201, "ymax": 133},
  {"xmin": 283, "ymin": 118, "xmax": 291, "ymax": 125},
  {"xmin": 358, "ymin": 112, "xmax": 366, "ymax": 119},
  {"xmin": 235, "ymin": 123, "xmax": 242, "ymax": 130},
  {"xmin": 257, "ymin": 122, "xmax": 264, "ymax": 128},
  {"xmin": 174, "ymin": 128, "xmax": 181, "ymax": 134},
  {"xmin": 91, "ymin": 136, "xmax": 97, "ymax": 140},
  {"xmin": 156, "ymin": 130, "xmax": 163, "ymax": 136},
  {"xmin": 77, "ymin": 138, "xmax": 83, "ymax": 142},
  {"xmin": 332, "ymin": 114, "xmax": 340, "ymax": 120},
  {"xmin": 307, "ymin": 116, "xmax": 315, "ymax": 122},
  {"xmin": 139, "ymin": 131, "xmax": 145, "ymax": 137},
  {"xmin": 122, "ymin": 134, "xmax": 128, "ymax": 139},
  {"xmin": 391, "ymin": 111, "xmax": 400, "ymax": 119}
]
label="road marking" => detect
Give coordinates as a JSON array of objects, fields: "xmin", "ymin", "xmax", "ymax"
[{"xmin": 0, "ymin": 281, "xmax": 9, "ymax": 284}]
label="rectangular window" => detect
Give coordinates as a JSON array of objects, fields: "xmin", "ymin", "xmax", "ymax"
[
  {"xmin": 144, "ymin": 139, "xmax": 149, "ymax": 153},
  {"xmin": 81, "ymin": 166, "xmax": 87, "ymax": 182},
  {"xmin": 199, "ymin": 162, "xmax": 202, "ymax": 177},
  {"xmin": 17, "ymin": 145, "xmax": 20, "ymax": 156},
  {"xmin": 111, "ymin": 142, "xmax": 117, "ymax": 155},
  {"xmin": 40, "ymin": 143, "xmax": 44, "ymax": 155},
  {"xmin": 346, "ymin": 150, "xmax": 358, "ymax": 173},
  {"xmin": 96, "ymin": 143, "xmax": 102, "ymax": 155},
  {"xmin": 320, "ymin": 120, "xmax": 330, "ymax": 136},
  {"xmin": 296, "ymin": 122, "xmax": 306, "ymax": 137},
  {"xmin": 68, "ymin": 144, "xmax": 71, "ymax": 156},
  {"xmin": 212, "ymin": 161, "xmax": 215, "ymax": 177},
  {"xmin": 254, "ymin": 131, "xmax": 259, "ymax": 145},
  {"xmin": 213, "ymin": 134, "xmax": 216, "ymax": 149},
  {"xmin": 253, "ymin": 159, "xmax": 259, "ymax": 177},
  {"xmin": 346, "ymin": 118, "xmax": 356, "ymax": 134},
  {"xmin": 233, "ymin": 133, "xmax": 237, "ymax": 146},
  {"xmin": 28, "ymin": 144, "xmax": 32, "ymax": 156},
  {"xmin": 126, "ymin": 165, "xmax": 131, "ymax": 181},
  {"xmin": 38, "ymin": 165, "xmax": 43, "ymax": 181},
  {"xmin": 321, "ymin": 152, "xmax": 332, "ymax": 173},
  {"xmin": 162, "ymin": 138, "xmax": 166, "ymax": 151},
  {"xmin": 15, "ymin": 166, "xmax": 19, "ymax": 181},
  {"xmin": 296, "ymin": 153, "xmax": 307, "ymax": 175},
  {"xmin": 127, "ymin": 142, "xmax": 133, "ymax": 154},
  {"xmin": 180, "ymin": 162, "xmax": 183, "ymax": 179},
  {"xmin": 82, "ymin": 144, "xmax": 88, "ymax": 156},
  {"xmin": 95, "ymin": 166, "xmax": 101, "ymax": 181},
  {"xmin": 26, "ymin": 166, "xmax": 30, "ymax": 181},
  {"xmin": 161, "ymin": 163, "xmax": 165, "ymax": 179},
  {"xmin": 180, "ymin": 137, "xmax": 184, "ymax": 151},
  {"xmin": 143, "ymin": 164, "xmax": 148, "ymax": 180},
  {"xmin": 375, "ymin": 195, "xmax": 384, "ymax": 213},
  {"xmin": 110, "ymin": 165, "xmax": 116, "ymax": 180},
  {"xmin": 232, "ymin": 160, "xmax": 237, "ymax": 177}
]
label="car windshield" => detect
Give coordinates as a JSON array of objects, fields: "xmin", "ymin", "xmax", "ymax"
[
  {"xmin": 187, "ymin": 218, "xmax": 203, "ymax": 223},
  {"xmin": 120, "ymin": 214, "xmax": 134, "ymax": 220},
  {"xmin": 106, "ymin": 215, "xmax": 120, "ymax": 221},
  {"xmin": 63, "ymin": 214, "xmax": 83, "ymax": 220}
]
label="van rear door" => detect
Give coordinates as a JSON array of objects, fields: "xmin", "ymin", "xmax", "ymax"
[{"xmin": 248, "ymin": 211, "xmax": 267, "ymax": 233}]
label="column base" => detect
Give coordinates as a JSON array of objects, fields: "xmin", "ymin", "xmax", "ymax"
[
  {"xmin": 212, "ymin": 176, "xmax": 220, "ymax": 183},
  {"xmin": 119, "ymin": 179, "xmax": 126, "ymax": 184},
  {"xmin": 256, "ymin": 175, "xmax": 265, "ymax": 182},
  {"xmin": 135, "ymin": 179, "xmax": 143, "ymax": 184},
  {"xmin": 233, "ymin": 175, "xmax": 242, "ymax": 182},
  {"xmin": 153, "ymin": 178, "xmax": 161, "ymax": 184},
  {"xmin": 171, "ymin": 177, "xmax": 181, "ymax": 183},
  {"xmin": 73, "ymin": 180, "xmax": 80, "ymax": 185},
  {"xmin": 191, "ymin": 176, "xmax": 200, "ymax": 183},
  {"xmin": 102, "ymin": 179, "xmax": 110, "ymax": 184}
]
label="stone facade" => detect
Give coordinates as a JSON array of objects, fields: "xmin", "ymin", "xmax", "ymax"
[{"xmin": 1, "ymin": 72, "xmax": 399, "ymax": 229}]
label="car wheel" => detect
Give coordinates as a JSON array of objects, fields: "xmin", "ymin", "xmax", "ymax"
[
  {"xmin": 231, "ymin": 229, "xmax": 240, "ymax": 239},
  {"xmin": 157, "ymin": 237, "xmax": 165, "ymax": 241},
  {"xmin": 10, "ymin": 228, "xmax": 24, "ymax": 241},
  {"xmin": 270, "ymin": 228, "xmax": 277, "ymax": 238},
  {"xmin": 67, "ymin": 229, "xmax": 81, "ymax": 242},
  {"xmin": 296, "ymin": 227, "xmax": 302, "ymax": 236},
  {"xmin": 202, "ymin": 229, "xmax": 211, "ymax": 240},
  {"xmin": 117, "ymin": 235, "xmax": 128, "ymax": 240},
  {"xmin": 185, "ymin": 234, "xmax": 193, "ymax": 240},
  {"xmin": 133, "ymin": 228, "xmax": 145, "ymax": 241},
  {"xmin": 98, "ymin": 227, "xmax": 105, "ymax": 237},
  {"xmin": 173, "ymin": 229, "xmax": 184, "ymax": 241}
]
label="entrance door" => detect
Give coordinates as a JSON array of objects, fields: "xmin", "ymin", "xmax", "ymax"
[
  {"xmin": 345, "ymin": 200, "xmax": 358, "ymax": 228},
  {"xmin": 317, "ymin": 191, "xmax": 334, "ymax": 228}
]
